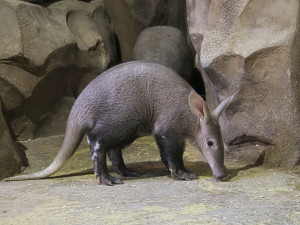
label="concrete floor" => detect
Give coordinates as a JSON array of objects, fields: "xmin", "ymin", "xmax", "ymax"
[{"xmin": 0, "ymin": 136, "xmax": 300, "ymax": 225}]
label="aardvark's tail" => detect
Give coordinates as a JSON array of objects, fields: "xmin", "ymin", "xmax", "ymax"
[{"xmin": 5, "ymin": 120, "xmax": 85, "ymax": 181}]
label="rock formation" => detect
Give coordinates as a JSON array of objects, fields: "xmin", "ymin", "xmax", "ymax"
[
  {"xmin": 0, "ymin": 0, "xmax": 116, "ymax": 139},
  {"xmin": 0, "ymin": 100, "xmax": 24, "ymax": 180},
  {"xmin": 187, "ymin": 0, "xmax": 300, "ymax": 168},
  {"xmin": 0, "ymin": 0, "xmax": 117, "ymax": 177}
]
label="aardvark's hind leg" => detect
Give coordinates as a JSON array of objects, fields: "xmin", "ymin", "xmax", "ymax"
[
  {"xmin": 88, "ymin": 136, "xmax": 122, "ymax": 185},
  {"xmin": 108, "ymin": 148, "xmax": 140, "ymax": 177}
]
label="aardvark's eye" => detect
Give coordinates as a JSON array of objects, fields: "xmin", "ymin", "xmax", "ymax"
[{"xmin": 207, "ymin": 141, "xmax": 214, "ymax": 147}]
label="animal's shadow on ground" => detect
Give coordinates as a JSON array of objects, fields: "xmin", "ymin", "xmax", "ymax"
[
  {"xmin": 225, "ymin": 150, "xmax": 265, "ymax": 180},
  {"xmin": 52, "ymin": 151, "xmax": 265, "ymax": 181}
]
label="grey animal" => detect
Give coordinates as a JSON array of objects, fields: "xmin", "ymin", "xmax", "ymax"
[
  {"xmin": 132, "ymin": 26, "xmax": 193, "ymax": 82},
  {"xmin": 5, "ymin": 61, "xmax": 235, "ymax": 185}
]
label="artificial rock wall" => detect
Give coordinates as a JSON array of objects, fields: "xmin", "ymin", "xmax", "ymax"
[
  {"xmin": 0, "ymin": 0, "xmax": 117, "ymax": 140},
  {"xmin": 0, "ymin": 0, "xmax": 118, "ymax": 176},
  {"xmin": 187, "ymin": 0, "xmax": 300, "ymax": 168}
]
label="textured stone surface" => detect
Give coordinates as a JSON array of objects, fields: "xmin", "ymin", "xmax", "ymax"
[
  {"xmin": 8, "ymin": 0, "xmax": 111, "ymax": 75},
  {"xmin": 0, "ymin": 101, "xmax": 23, "ymax": 180},
  {"xmin": 0, "ymin": 0, "xmax": 115, "ymax": 77},
  {"xmin": 0, "ymin": 64, "xmax": 42, "ymax": 98},
  {"xmin": 0, "ymin": 1, "xmax": 21, "ymax": 60},
  {"xmin": 0, "ymin": 136, "xmax": 299, "ymax": 223},
  {"xmin": 0, "ymin": 0, "xmax": 116, "ymax": 140},
  {"xmin": 0, "ymin": 79, "xmax": 24, "ymax": 111},
  {"xmin": 0, "ymin": 0, "xmax": 117, "ymax": 177},
  {"xmin": 187, "ymin": 0, "xmax": 300, "ymax": 167}
]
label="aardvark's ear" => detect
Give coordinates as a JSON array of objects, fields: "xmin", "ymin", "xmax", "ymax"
[
  {"xmin": 189, "ymin": 91, "xmax": 212, "ymax": 122},
  {"xmin": 212, "ymin": 91, "xmax": 238, "ymax": 120}
]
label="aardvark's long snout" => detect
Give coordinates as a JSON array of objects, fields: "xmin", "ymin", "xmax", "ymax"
[{"xmin": 213, "ymin": 166, "xmax": 228, "ymax": 181}]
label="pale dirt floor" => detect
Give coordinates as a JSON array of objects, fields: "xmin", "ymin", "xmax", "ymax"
[{"xmin": 0, "ymin": 136, "xmax": 300, "ymax": 225}]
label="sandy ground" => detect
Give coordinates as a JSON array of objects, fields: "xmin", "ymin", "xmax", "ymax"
[{"xmin": 0, "ymin": 136, "xmax": 300, "ymax": 225}]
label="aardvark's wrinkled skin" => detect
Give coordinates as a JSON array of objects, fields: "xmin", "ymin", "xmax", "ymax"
[{"xmin": 6, "ymin": 61, "xmax": 235, "ymax": 185}]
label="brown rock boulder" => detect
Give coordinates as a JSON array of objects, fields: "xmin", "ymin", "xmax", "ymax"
[
  {"xmin": 0, "ymin": 79, "xmax": 24, "ymax": 112},
  {"xmin": 0, "ymin": 0, "xmax": 117, "ymax": 139},
  {"xmin": 0, "ymin": 0, "xmax": 113, "ymax": 76}
]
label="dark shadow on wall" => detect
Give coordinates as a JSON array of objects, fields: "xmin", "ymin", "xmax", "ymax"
[
  {"xmin": 190, "ymin": 68, "xmax": 206, "ymax": 99},
  {"xmin": 29, "ymin": 0, "xmax": 92, "ymax": 7},
  {"xmin": 226, "ymin": 151, "xmax": 265, "ymax": 180}
]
